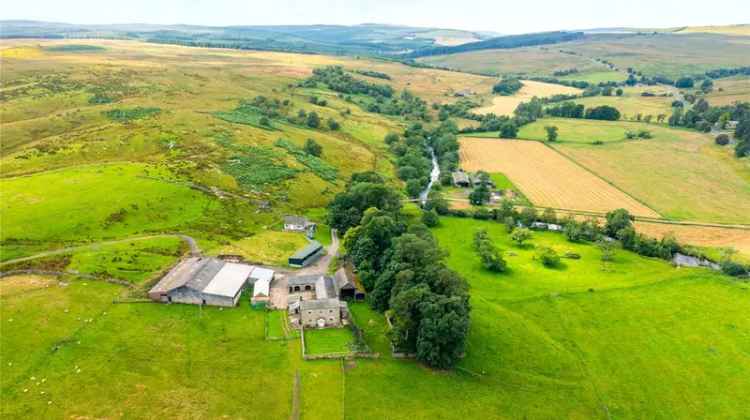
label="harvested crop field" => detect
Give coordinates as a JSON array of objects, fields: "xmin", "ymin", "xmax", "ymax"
[
  {"xmin": 459, "ymin": 137, "xmax": 659, "ymax": 217},
  {"xmin": 635, "ymin": 222, "xmax": 750, "ymax": 258},
  {"xmin": 474, "ymin": 80, "xmax": 581, "ymax": 116},
  {"xmin": 555, "ymin": 131, "xmax": 750, "ymax": 224}
]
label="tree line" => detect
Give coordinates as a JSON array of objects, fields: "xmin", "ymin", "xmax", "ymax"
[{"xmin": 327, "ymin": 175, "xmax": 471, "ymax": 368}]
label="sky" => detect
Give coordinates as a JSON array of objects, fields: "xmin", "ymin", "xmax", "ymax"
[{"xmin": 2, "ymin": 0, "xmax": 749, "ymax": 34}]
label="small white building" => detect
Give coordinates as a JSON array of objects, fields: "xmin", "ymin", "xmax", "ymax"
[{"xmin": 250, "ymin": 267, "xmax": 275, "ymax": 306}]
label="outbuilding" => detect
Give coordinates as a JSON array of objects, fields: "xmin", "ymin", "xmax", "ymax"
[
  {"xmin": 250, "ymin": 267, "xmax": 275, "ymax": 306},
  {"xmin": 451, "ymin": 171, "xmax": 471, "ymax": 188},
  {"xmin": 148, "ymin": 257, "xmax": 254, "ymax": 307},
  {"xmin": 288, "ymin": 241, "xmax": 324, "ymax": 267}
]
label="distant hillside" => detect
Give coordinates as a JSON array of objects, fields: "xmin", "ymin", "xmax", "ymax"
[
  {"xmin": 0, "ymin": 20, "xmax": 492, "ymax": 56},
  {"xmin": 675, "ymin": 24, "xmax": 750, "ymax": 36},
  {"xmin": 405, "ymin": 31, "xmax": 585, "ymax": 58}
]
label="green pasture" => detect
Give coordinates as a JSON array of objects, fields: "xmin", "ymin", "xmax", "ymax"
[{"xmin": 304, "ymin": 328, "xmax": 355, "ymax": 355}]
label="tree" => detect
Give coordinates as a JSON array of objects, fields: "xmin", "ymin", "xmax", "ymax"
[
  {"xmin": 422, "ymin": 209, "xmax": 439, "ymax": 227},
  {"xmin": 327, "ymin": 182, "xmax": 402, "ymax": 232},
  {"xmin": 605, "ymin": 209, "xmax": 633, "ymax": 237},
  {"xmin": 544, "ymin": 125, "xmax": 558, "ymax": 142},
  {"xmin": 416, "ymin": 294, "xmax": 470, "ymax": 368},
  {"xmin": 259, "ymin": 116, "xmax": 270, "ymax": 126},
  {"xmin": 701, "ymin": 79, "xmax": 714, "ymax": 93},
  {"xmin": 327, "ymin": 118, "xmax": 340, "ymax": 130},
  {"xmin": 499, "ymin": 122, "xmax": 518, "ymax": 138},
  {"xmin": 473, "ymin": 229, "xmax": 507, "ymax": 272},
  {"xmin": 715, "ymin": 134, "xmax": 730, "ymax": 146},
  {"xmin": 306, "ymin": 111, "xmax": 320, "ymax": 128},
  {"xmin": 492, "ymin": 78, "xmax": 523, "ymax": 95},
  {"xmin": 511, "ymin": 227, "xmax": 532, "ymax": 247},
  {"xmin": 536, "ymin": 247, "xmax": 560, "ymax": 267},
  {"xmin": 675, "ymin": 77, "xmax": 694, "ymax": 88},
  {"xmin": 469, "ymin": 184, "xmax": 490, "ymax": 206},
  {"xmin": 585, "ymin": 105, "xmax": 621, "ymax": 121},
  {"xmin": 597, "ymin": 239, "xmax": 616, "ymax": 271},
  {"xmin": 615, "ymin": 88, "xmax": 624, "ymax": 96},
  {"xmin": 304, "ymin": 138, "xmax": 322, "ymax": 156},
  {"xmin": 406, "ymin": 179, "xmax": 424, "ymax": 198}
]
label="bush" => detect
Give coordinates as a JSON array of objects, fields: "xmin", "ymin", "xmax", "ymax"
[
  {"xmin": 327, "ymin": 118, "xmax": 340, "ymax": 130},
  {"xmin": 511, "ymin": 227, "xmax": 532, "ymax": 246},
  {"xmin": 422, "ymin": 209, "xmax": 439, "ymax": 227},
  {"xmin": 585, "ymin": 105, "xmax": 621, "ymax": 121},
  {"xmin": 492, "ymin": 78, "xmax": 523, "ymax": 96},
  {"xmin": 715, "ymin": 134, "xmax": 730, "ymax": 146},
  {"xmin": 721, "ymin": 260, "xmax": 748, "ymax": 277},
  {"xmin": 537, "ymin": 247, "xmax": 561, "ymax": 267}
]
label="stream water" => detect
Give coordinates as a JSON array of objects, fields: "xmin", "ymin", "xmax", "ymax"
[{"xmin": 419, "ymin": 147, "xmax": 440, "ymax": 206}]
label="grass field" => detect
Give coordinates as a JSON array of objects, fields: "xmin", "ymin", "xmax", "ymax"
[
  {"xmin": 216, "ymin": 230, "xmax": 309, "ymax": 266},
  {"xmin": 474, "ymin": 80, "xmax": 581, "ymax": 116},
  {"xmin": 304, "ymin": 328, "xmax": 355, "ymax": 355},
  {"xmin": 459, "ymin": 137, "xmax": 660, "ymax": 217},
  {"xmin": 562, "ymin": 33, "xmax": 750, "ymax": 78},
  {"xmin": 0, "ymin": 164, "xmax": 211, "ymax": 243},
  {"xmin": 572, "ymin": 92, "xmax": 673, "ymax": 118},
  {"xmin": 551, "ymin": 123, "xmax": 750, "ymax": 223},
  {"xmin": 517, "ymin": 117, "xmax": 686, "ymax": 144},
  {"xmin": 2, "ymin": 218, "xmax": 749, "ymax": 418},
  {"xmin": 415, "ymin": 45, "xmax": 609, "ymax": 77},
  {"xmin": 558, "ymin": 70, "xmax": 628, "ymax": 84}
]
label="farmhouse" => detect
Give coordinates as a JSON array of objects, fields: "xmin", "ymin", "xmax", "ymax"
[
  {"xmin": 283, "ymin": 215, "xmax": 316, "ymax": 237},
  {"xmin": 531, "ymin": 222, "xmax": 563, "ymax": 231},
  {"xmin": 288, "ymin": 241, "xmax": 324, "ymax": 267},
  {"xmin": 148, "ymin": 257, "xmax": 256, "ymax": 307},
  {"xmin": 451, "ymin": 171, "xmax": 471, "ymax": 187},
  {"xmin": 470, "ymin": 174, "xmax": 495, "ymax": 188},
  {"xmin": 287, "ymin": 273, "xmax": 348, "ymax": 328}
]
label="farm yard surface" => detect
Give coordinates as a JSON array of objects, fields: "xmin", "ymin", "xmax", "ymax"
[
  {"xmin": 458, "ymin": 137, "xmax": 660, "ymax": 217},
  {"xmin": 474, "ymin": 80, "xmax": 581, "ymax": 116}
]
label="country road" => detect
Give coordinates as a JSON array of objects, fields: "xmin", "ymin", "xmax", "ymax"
[{"xmin": 0, "ymin": 234, "xmax": 201, "ymax": 267}]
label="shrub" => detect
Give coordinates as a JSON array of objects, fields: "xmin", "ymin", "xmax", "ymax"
[
  {"xmin": 715, "ymin": 134, "xmax": 730, "ymax": 146},
  {"xmin": 537, "ymin": 247, "xmax": 561, "ymax": 267},
  {"xmin": 511, "ymin": 227, "xmax": 532, "ymax": 246},
  {"xmin": 422, "ymin": 209, "xmax": 440, "ymax": 227}
]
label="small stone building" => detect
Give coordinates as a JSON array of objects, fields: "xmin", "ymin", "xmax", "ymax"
[
  {"xmin": 283, "ymin": 216, "xmax": 316, "ymax": 238},
  {"xmin": 451, "ymin": 171, "xmax": 471, "ymax": 188},
  {"xmin": 334, "ymin": 267, "xmax": 364, "ymax": 301},
  {"xmin": 287, "ymin": 273, "xmax": 348, "ymax": 328}
]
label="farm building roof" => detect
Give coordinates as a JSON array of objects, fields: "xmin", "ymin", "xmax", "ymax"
[
  {"xmin": 202, "ymin": 262, "xmax": 253, "ymax": 298},
  {"xmin": 148, "ymin": 257, "xmax": 206, "ymax": 295},
  {"xmin": 290, "ymin": 241, "xmax": 323, "ymax": 260},
  {"xmin": 284, "ymin": 215, "xmax": 309, "ymax": 226},
  {"xmin": 288, "ymin": 274, "xmax": 324, "ymax": 287},
  {"xmin": 334, "ymin": 268, "xmax": 355, "ymax": 290},
  {"xmin": 451, "ymin": 171, "xmax": 470, "ymax": 184},
  {"xmin": 300, "ymin": 298, "xmax": 341, "ymax": 311},
  {"xmin": 149, "ymin": 257, "xmax": 254, "ymax": 299},
  {"xmin": 250, "ymin": 267, "xmax": 274, "ymax": 283}
]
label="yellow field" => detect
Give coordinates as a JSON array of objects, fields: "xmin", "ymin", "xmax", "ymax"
[
  {"xmin": 635, "ymin": 222, "xmax": 750, "ymax": 257},
  {"xmin": 475, "ymin": 80, "xmax": 582, "ymax": 116},
  {"xmin": 459, "ymin": 137, "xmax": 659, "ymax": 217},
  {"xmin": 706, "ymin": 76, "xmax": 750, "ymax": 106},
  {"xmin": 677, "ymin": 25, "xmax": 750, "ymax": 36}
]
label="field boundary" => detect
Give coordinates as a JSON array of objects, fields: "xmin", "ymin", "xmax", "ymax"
[{"xmin": 540, "ymin": 141, "xmax": 662, "ymax": 218}]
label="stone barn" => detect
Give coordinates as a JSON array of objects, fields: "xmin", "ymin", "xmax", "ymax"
[{"xmin": 286, "ymin": 273, "xmax": 348, "ymax": 328}]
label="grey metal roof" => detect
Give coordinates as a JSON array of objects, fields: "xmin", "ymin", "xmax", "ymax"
[
  {"xmin": 300, "ymin": 298, "xmax": 341, "ymax": 311},
  {"xmin": 334, "ymin": 268, "xmax": 354, "ymax": 290},
  {"xmin": 149, "ymin": 257, "xmax": 204, "ymax": 295},
  {"xmin": 287, "ymin": 274, "xmax": 324, "ymax": 286},
  {"xmin": 186, "ymin": 258, "xmax": 226, "ymax": 291},
  {"xmin": 452, "ymin": 171, "xmax": 470, "ymax": 184},
  {"xmin": 284, "ymin": 215, "xmax": 308, "ymax": 226},
  {"xmin": 290, "ymin": 241, "xmax": 323, "ymax": 260}
]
